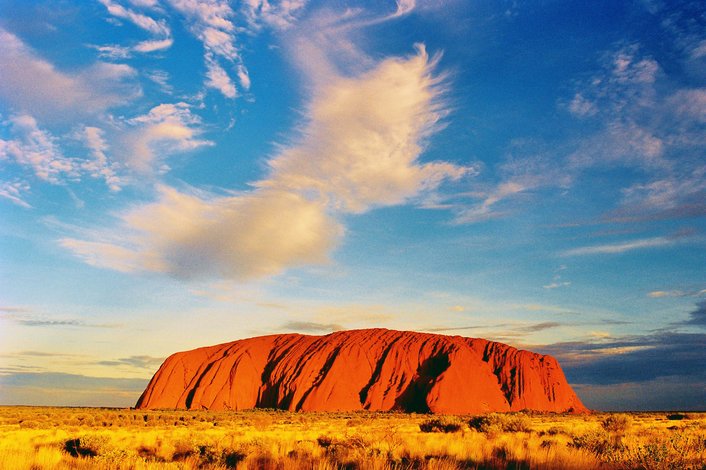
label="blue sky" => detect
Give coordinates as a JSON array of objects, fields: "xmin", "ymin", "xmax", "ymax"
[{"xmin": 0, "ymin": 0, "xmax": 704, "ymax": 411}]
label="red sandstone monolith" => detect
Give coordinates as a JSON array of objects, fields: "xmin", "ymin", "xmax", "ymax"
[{"xmin": 136, "ymin": 329, "xmax": 587, "ymax": 413}]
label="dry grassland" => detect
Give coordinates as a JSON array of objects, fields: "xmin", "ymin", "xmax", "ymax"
[{"xmin": 0, "ymin": 406, "xmax": 704, "ymax": 469}]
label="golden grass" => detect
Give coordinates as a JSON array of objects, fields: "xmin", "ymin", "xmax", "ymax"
[{"xmin": 0, "ymin": 406, "xmax": 703, "ymax": 469}]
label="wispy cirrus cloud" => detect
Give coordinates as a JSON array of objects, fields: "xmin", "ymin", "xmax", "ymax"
[
  {"xmin": 96, "ymin": 355, "xmax": 165, "ymax": 370},
  {"xmin": 425, "ymin": 320, "xmax": 562, "ymax": 337},
  {"xmin": 453, "ymin": 151, "xmax": 570, "ymax": 223},
  {"xmin": 648, "ymin": 288, "xmax": 706, "ymax": 298},
  {"xmin": 204, "ymin": 54, "xmax": 237, "ymax": 98},
  {"xmin": 0, "ymin": 180, "xmax": 31, "ymax": 208},
  {"xmin": 1, "ymin": 311, "xmax": 120, "ymax": 329},
  {"xmin": 81, "ymin": 127, "xmax": 123, "ymax": 192},
  {"xmin": 100, "ymin": 0, "xmax": 170, "ymax": 36},
  {"xmin": 543, "ymin": 281, "xmax": 571, "ymax": 290},
  {"xmin": 607, "ymin": 167, "xmax": 706, "ymax": 223},
  {"xmin": 166, "ymin": 0, "xmax": 245, "ymax": 97},
  {"xmin": 457, "ymin": 39, "xmax": 706, "ymax": 228},
  {"xmin": 98, "ymin": 0, "xmax": 173, "ymax": 55},
  {"xmin": 279, "ymin": 321, "xmax": 343, "ymax": 333},
  {"xmin": 561, "ymin": 236, "xmax": 674, "ymax": 257}
]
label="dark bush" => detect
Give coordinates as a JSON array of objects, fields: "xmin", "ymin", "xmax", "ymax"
[
  {"xmin": 64, "ymin": 438, "xmax": 96, "ymax": 458},
  {"xmin": 468, "ymin": 414, "xmax": 531, "ymax": 434},
  {"xmin": 63, "ymin": 435, "xmax": 110, "ymax": 458},
  {"xmin": 419, "ymin": 418, "xmax": 463, "ymax": 433},
  {"xmin": 317, "ymin": 436, "xmax": 334, "ymax": 448},
  {"xmin": 223, "ymin": 451, "xmax": 246, "ymax": 468}
]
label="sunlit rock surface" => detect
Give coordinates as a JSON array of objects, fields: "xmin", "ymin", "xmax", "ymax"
[{"xmin": 136, "ymin": 329, "xmax": 587, "ymax": 413}]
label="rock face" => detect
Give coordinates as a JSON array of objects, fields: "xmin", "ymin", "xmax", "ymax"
[{"xmin": 136, "ymin": 329, "xmax": 587, "ymax": 413}]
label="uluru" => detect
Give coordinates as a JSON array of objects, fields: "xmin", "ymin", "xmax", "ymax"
[{"xmin": 136, "ymin": 329, "xmax": 587, "ymax": 414}]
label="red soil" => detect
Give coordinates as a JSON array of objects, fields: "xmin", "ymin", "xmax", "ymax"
[{"xmin": 136, "ymin": 329, "xmax": 587, "ymax": 413}]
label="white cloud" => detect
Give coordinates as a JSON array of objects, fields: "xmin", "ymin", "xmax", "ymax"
[
  {"xmin": 62, "ymin": 46, "xmax": 469, "ymax": 280},
  {"xmin": 648, "ymin": 290, "xmax": 681, "ymax": 298},
  {"xmin": 242, "ymin": 0, "xmax": 308, "ymax": 30},
  {"xmin": 284, "ymin": 8, "xmax": 379, "ymax": 86},
  {"xmin": 0, "ymin": 180, "xmax": 31, "ymax": 208},
  {"xmin": 393, "ymin": 0, "xmax": 416, "ymax": 17},
  {"xmin": 205, "ymin": 54, "xmax": 237, "ymax": 98},
  {"xmin": 236, "ymin": 64, "xmax": 251, "ymax": 90},
  {"xmin": 98, "ymin": 0, "xmax": 173, "ymax": 55},
  {"xmin": 59, "ymin": 238, "xmax": 149, "ymax": 274},
  {"xmin": 94, "ymin": 44, "xmax": 133, "ymax": 59},
  {"xmin": 134, "ymin": 37, "xmax": 174, "ymax": 53},
  {"xmin": 98, "ymin": 0, "xmax": 172, "ymax": 56},
  {"xmin": 569, "ymin": 121, "xmax": 666, "ymax": 170},
  {"xmin": 562, "ymin": 45, "xmax": 706, "ymax": 224},
  {"xmin": 120, "ymin": 102, "xmax": 214, "ymax": 173},
  {"xmin": 0, "ymin": 116, "xmax": 130, "ymax": 192},
  {"xmin": 61, "ymin": 186, "xmax": 343, "ymax": 279},
  {"xmin": 612, "ymin": 49, "xmax": 659, "ymax": 85},
  {"xmin": 0, "ymin": 115, "xmax": 79, "ymax": 184},
  {"xmin": 0, "ymin": 28, "xmax": 140, "ymax": 117},
  {"xmin": 561, "ymin": 237, "xmax": 673, "ymax": 256},
  {"xmin": 543, "ymin": 281, "xmax": 571, "ymax": 290},
  {"xmin": 620, "ymin": 169, "xmax": 706, "ymax": 212},
  {"xmin": 99, "ymin": 0, "xmax": 170, "ymax": 36},
  {"xmin": 454, "ymin": 153, "xmax": 569, "ymax": 224},
  {"xmin": 669, "ymin": 88, "xmax": 706, "ymax": 122},
  {"xmin": 453, "ymin": 40, "xmax": 701, "ymax": 226},
  {"xmin": 81, "ymin": 127, "xmax": 123, "ymax": 192},
  {"xmin": 261, "ymin": 45, "xmax": 468, "ymax": 213},
  {"xmin": 128, "ymin": 0, "xmax": 160, "ymax": 7},
  {"xmin": 648, "ymin": 288, "xmax": 706, "ymax": 298},
  {"xmin": 568, "ymin": 93, "xmax": 597, "ymax": 117},
  {"xmin": 145, "ymin": 70, "xmax": 173, "ymax": 94},
  {"xmin": 691, "ymin": 39, "xmax": 706, "ymax": 59},
  {"xmin": 166, "ymin": 0, "xmax": 243, "ymax": 98},
  {"xmin": 454, "ymin": 181, "xmax": 528, "ymax": 223}
]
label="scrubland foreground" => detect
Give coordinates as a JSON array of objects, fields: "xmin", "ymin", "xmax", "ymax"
[{"xmin": 0, "ymin": 407, "xmax": 704, "ymax": 469}]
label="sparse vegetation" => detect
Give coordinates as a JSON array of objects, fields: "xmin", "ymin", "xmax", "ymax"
[
  {"xmin": 601, "ymin": 414, "xmax": 632, "ymax": 434},
  {"xmin": 419, "ymin": 417, "xmax": 464, "ymax": 433},
  {"xmin": 0, "ymin": 406, "xmax": 704, "ymax": 469},
  {"xmin": 468, "ymin": 412, "xmax": 532, "ymax": 434}
]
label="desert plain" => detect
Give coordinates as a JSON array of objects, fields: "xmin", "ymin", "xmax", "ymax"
[{"xmin": 1, "ymin": 406, "xmax": 704, "ymax": 469}]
